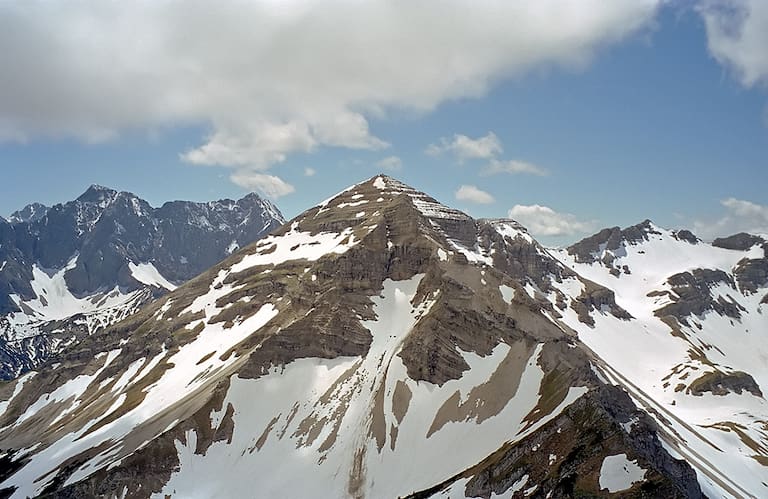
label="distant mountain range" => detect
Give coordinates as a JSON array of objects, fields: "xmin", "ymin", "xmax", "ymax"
[{"xmin": 0, "ymin": 185, "xmax": 284, "ymax": 378}]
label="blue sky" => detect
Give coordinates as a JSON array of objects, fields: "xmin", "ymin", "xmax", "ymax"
[{"xmin": 1, "ymin": 1, "xmax": 767, "ymax": 245}]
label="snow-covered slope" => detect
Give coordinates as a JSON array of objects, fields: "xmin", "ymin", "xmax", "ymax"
[
  {"xmin": 0, "ymin": 176, "xmax": 701, "ymax": 499},
  {"xmin": 552, "ymin": 221, "xmax": 768, "ymax": 499},
  {"xmin": 0, "ymin": 186, "xmax": 284, "ymax": 379}
]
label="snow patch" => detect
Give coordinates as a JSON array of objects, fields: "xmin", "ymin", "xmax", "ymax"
[
  {"xmin": 599, "ymin": 454, "xmax": 646, "ymax": 492},
  {"xmin": 128, "ymin": 262, "xmax": 176, "ymax": 291},
  {"xmin": 491, "ymin": 220, "xmax": 534, "ymax": 244},
  {"xmin": 620, "ymin": 417, "xmax": 639, "ymax": 434},
  {"xmin": 510, "ymin": 474, "xmax": 529, "ymax": 494},
  {"xmin": 499, "ymin": 285, "xmax": 515, "ymax": 305},
  {"xmin": 231, "ymin": 222, "xmax": 362, "ymax": 272},
  {"xmin": 448, "ymin": 239, "xmax": 493, "ymax": 265},
  {"xmin": 338, "ymin": 200, "xmax": 369, "ymax": 209},
  {"xmin": 14, "ymin": 349, "xmax": 121, "ymax": 426},
  {"xmin": 0, "ymin": 372, "xmax": 36, "ymax": 418}
]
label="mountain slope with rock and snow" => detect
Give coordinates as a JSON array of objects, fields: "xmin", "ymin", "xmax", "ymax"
[
  {"xmin": 0, "ymin": 186, "xmax": 284, "ymax": 379},
  {"xmin": 551, "ymin": 221, "xmax": 768, "ymax": 498},
  {"xmin": 0, "ymin": 176, "xmax": 709, "ymax": 499}
]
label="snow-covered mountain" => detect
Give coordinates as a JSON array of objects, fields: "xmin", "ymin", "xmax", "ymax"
[
  {"xmin": 0, "ymin": 186, "xmax": 284, "ymax": 379},
  {"xmin": 552, "ymin": 221, "xmax": 768, "ymax": 498},
  {"xmin": 0, "ymin": 175, "xmax": 717, "ymax": 498}
]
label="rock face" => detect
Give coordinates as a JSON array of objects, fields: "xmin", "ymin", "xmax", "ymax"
[
  {"xmin": 0, "ymin": 176, "xmax": 703, "ymax": 499},
  {"xmin": 733, "ymin": 257, "xmax": 768, "ymax": 294},
  {"xmin": 656, "ymin": 269, "xmax": 743, "ymax": 325},
  {"xmin": 566, "ymin": 219, "xmax": 661, "ymax": 264},
  {"xmin": 8, "ymin": 202, "xmax": 48, "ymax": 224},
  {"xmin": 0, "ymin": 186, "xmax": 284, "ymax": 379},
  {"xmin": 687, "ymin": 370, "xmax": 762, "ymax": 397},
  {"xmin": 673, "ymin": 229, "xmax": 699, "ymax": 244},
  {"xmin": 712, "ymin": 233, "xmax": 764, "ymax": 251}
]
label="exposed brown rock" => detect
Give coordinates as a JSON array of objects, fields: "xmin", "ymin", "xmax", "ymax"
[
  {"xmin": 567, "ymin": 220, "xmax": 659, "ymax": 264},
  {"xmin": 712, "ymin": 233, "xmax": 764, "ymax": 251},
  {"xmin": 572, "ymin": 281, "xmax": 632, "ymax": 326},
  {"xmin": 392, "ymin": 380, "xmax": 412, "ymax": 425},
  {"xmin": 687, "ymin": 370, "xmax": 763, "ymax": 397},
  {"xmin": 427, "ymin": 340, "xmax": 536, "ymax": 437},
  {"xmin": 656, "ymin": 269, "xmax": 744, "ymax": 325},
  {"xmin": 733, "ymin": 257, "xmax": 768, "ymax": 294},
  {"xmin": 673, "ymin": 230, "xmax": 700, "ymax": 244}
]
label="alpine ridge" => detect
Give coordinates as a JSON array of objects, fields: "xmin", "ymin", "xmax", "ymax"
[
  {"xmin": 0, "ymin": 186, "xmax": 284, "ymax": 379},
  {"xmin": 0, "ymin": 175, "xmax": 763, "ymax": 498}
]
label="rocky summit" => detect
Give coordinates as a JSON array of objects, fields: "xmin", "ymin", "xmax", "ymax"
[
  {"xmin": 0, "ymin": 175, "xmax": 764, "ymax": 498},
  {"xmin": 0, "ymin": 186, "xmax": 284, "ymax": 380}
]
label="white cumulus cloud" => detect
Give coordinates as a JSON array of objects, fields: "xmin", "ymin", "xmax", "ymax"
[
  {"xmin": 375, "ymin": 156, "xmax": 403, "ymax": 171},
  {"xmin": 304, "ymin": 167, "xmax": 316, "ymax": 177},
  {"xmin": 426, "ymin": 132, "xmax": 503, "ymax": 162},
  {"xmin": 0, "ymin": 0, "xmax": 662, "ymax": 188},
  {"xmin": 428, "ymin": 132, "xmax": 549, "ymax": 176},
  {"xmin": 508, "ymin": 204, "xmax": 593, "ymax": 236},
  {"xmin": 230, "ymin": 172, "xmax": 295, "ymax": 199},
  {"xmin": 483, "ymin": 158, "xmax": 548, "ymax": 176},
  {"xmin": 698, "ymin": 0, "xmax": 768, "ymax": 88},
  {"xmin": 455, "ymin": 185, "xmax": 495, "ymax": 204},
  {"xmin": 694, "ymin": 197, "xmax": 768, "ymax": 240}
]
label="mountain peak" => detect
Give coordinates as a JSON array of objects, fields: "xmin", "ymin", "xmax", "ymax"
[
  {"xmin": 671, "ymin": 228, "xmax": 700, "ymax": 244},
  {"xmin": 85, "ymin": 183, "xmax": 114, "ymax": 192},
  {"xmin": 294, "ymin": 174, "xmax": 482, "ymax": 256},
  {"xmin": 339, "ymin": 174, "xmax": 471, "ymax": 222},
  {"xmin": 239, "ymin": 192, "xmax": 265, "ymax": 202},
  {"xmin": 234, "ymin": 192, "xmax": 286, "ymax": 225},
  {"xmin": 566, "ymin": 219, "xmax": 665, "ymax": 263},
  {"xmin": 9, "ymin": 202, "xmax": 49, "ymax": 224},
  {"xmin": 76, "ymin": 184, "xmax": 118, "ymax": 204}
]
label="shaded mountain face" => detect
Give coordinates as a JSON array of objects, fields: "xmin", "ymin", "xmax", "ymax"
[
  {"xmin": 0, "ymin": 176, "xmax": 703, "ymax": 499},
  {"xmin": 8, "ymin": 203, "xmax": 48, "ymax": 225},
  {"xmin": 0, "ymin": 186, "xmax": 284, "ymax": 379}
]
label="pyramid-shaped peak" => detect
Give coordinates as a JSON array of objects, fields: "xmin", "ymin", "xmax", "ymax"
[
  {"xmin": 342, "ymin": 174, "xmax": 433, "ymax": 196},
  {"xmin": 76, "ymin": 184, "xmax": 119, "ymax": 203},
  {"xmin": 327, "ymin": 174, "xmax": 471, "ymax": 223},
  {"xmin": 332, "ymin": 174, "xmax": 414, "ymax": 196}
]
